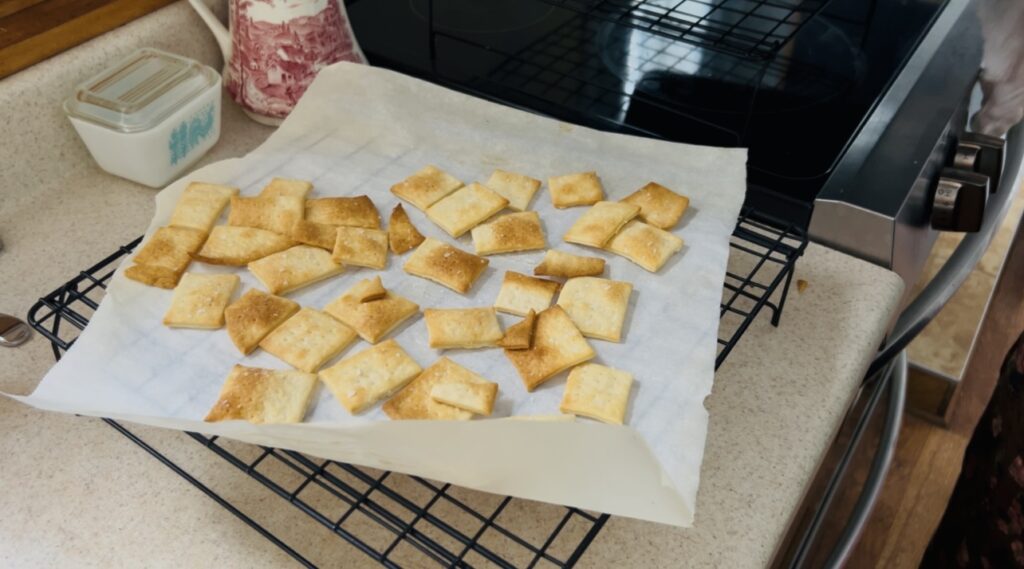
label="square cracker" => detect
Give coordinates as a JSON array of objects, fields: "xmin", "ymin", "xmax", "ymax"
[
  {"xmin": 391, "ymin": 165, "xmax": 464, "ymax": 211},
  {"xmin": 124, "ymin": 264, "xmax": 183, "ymax": 289},
  {"xmin": 494, "ymin": 271, "xmax": 560, "ymax": 317},
  {"xmin": 559, "ymin": 363, "xmax": 633, "ymax": 425},
  {"xmin": 163, "ymin": 273, "xmax": 239, "ymax": 329},
  {"xmin": 403, "ymin": 238, "xmax": 489, "ymax": 294},
  {"xmin": 324, "ymin": 277, "xmax": 419, "ymax": 343},
  {"xmin": 486, "ymin": 169, "xmax": 541, "ymax": 211},
  {"xmin": 261, "ymin": 178, "xmax": 313, "ymax": 198},
  {"xmin": 133, "ymin": 226, "xmax": 208, "ymax": 272},
  {"xmin": 564, "ymin": 201, "xmax": 640, "ymax": 248},
  {"xmin": 205, "ymin": 366, "xmax": 317, "ymax": 423},
  {"xmin": 305, "ymin": 196, "xmax": 381, "ymax": 229},
  {"xmin": 193, "ymin": 226, "xmax": 294, "ymax": 266},
  {"xmin": 224, "ymin": 289, "xmax": 300, "ymax": 355},
  {"xmin": 556, "ymin": 277, "xmax": 633, "ymax": 342},
  {"xmin": 260, "ymin": 308, "xmax": 358, "ymax": 373},
  {"xmin": 205, "ymin": 365, "xmax": 318, "ymax": 424},
  {"xmin": 320, "ymin": 339, "xmax": 422, "ymax": 414},
  {"xmin": 496, "ymin": 310, "xmax": 535, "ymax": 350},
  {"xmin": 249, "ymin": 245, "xmax": 344, "ymax": 295},
  {"xmin": 291, "ymin": 219, "xmax": 338, "ymax": 251},
  {"xmin": 533, "ymin": 249, "xmax": 605, "ymax": 279},
  {"xmin": 548, "ymin": 172, "xmax": 604, "ymax": 208},
  {"xmin": 605, "ymin": 220, "xmax": 684, "ymax": 272},
  {"xmin": 388, "ymin": 204, "xmax": 425, "ymax": 254},
  {"xmin": 430, "ymin": 376, "xmax": 498, "ymax": 416},
  {"xmin": 332, "ymin": 226, "xmax": 389, "ymax": 269},
  {"xmin": 504, "ymin": 306, "xmax": 595, "ymax": 391},
  {"xmin": 423, "ymin": 308, "xmax": 504, "ymax": 349},
  {"xmin": 471, "ymin": 211, "xmax": 546, "ymax": 255},
  {"xmin": 228, "ymin": 195, "xmax": 305, "ymax": 235},
  {"xmin": 621, "ymin": 182, "xmax": 690, "ymax": 229},
  {"xmin": 169, "ymin": 182, "xmax": 238, "ymax": 232},
  {"xmin": 382, "ymin": 358, "xmax": 477, "ymax": 420},
  {"xmin": 426, "ymin": 183, "xmax": 509, "ymax": 237}
]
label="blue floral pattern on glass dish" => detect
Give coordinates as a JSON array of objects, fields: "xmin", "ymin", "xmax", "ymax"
[{"xmin": 169, "ymin": 102, "xmax": 216, "ymax": 166}]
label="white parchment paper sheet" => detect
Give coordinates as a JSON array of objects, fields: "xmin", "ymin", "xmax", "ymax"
[{"xmin": 12, "ymin": 63, "xmax": 746, "ymax": 526}]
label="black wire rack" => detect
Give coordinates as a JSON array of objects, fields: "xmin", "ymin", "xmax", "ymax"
[
  {"xmin": 27, "ymin": 207, "xmax": 805, "ymax": 567},
  {"xmin": 421, "ymin": 13, "xmax": 850, "ymax": 152},
  {"xmin": 533, "ymin": 0, "xmax": 832, "ymax": 60}
]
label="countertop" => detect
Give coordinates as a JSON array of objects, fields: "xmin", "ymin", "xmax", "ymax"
[{"xmin": 0, "ymin": 3, "xmax": 905, "ymax": 567}]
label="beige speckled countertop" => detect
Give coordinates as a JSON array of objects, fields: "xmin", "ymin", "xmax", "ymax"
[{"xmin": 0, "ymin": 3, "xmax": 904, "ymax": 567}]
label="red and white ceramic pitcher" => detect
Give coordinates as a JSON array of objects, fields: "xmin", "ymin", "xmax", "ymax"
[{"xmin": 188, "ymin": 0, "xmax": 366, "ymax": 125}]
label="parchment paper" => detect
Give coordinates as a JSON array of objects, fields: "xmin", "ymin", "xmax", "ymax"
[{"xmin": 12, "ymin": 63, "xmax": 746, "ymax": 526}]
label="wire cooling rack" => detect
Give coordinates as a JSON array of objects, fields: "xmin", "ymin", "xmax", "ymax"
[
  {"xmin": 533, "ymin": 0, "xmax": 832, "ymax": 60},
  {"xmin": 27, "ymin": 207, "xmax": 805, "ymax": 567}
]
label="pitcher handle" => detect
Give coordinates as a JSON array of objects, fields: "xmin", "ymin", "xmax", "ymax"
[{"xmin": 188, "ymin": 0, "xmax": 232, "ymax": 64}]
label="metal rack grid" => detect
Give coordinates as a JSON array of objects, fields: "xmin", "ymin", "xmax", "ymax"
[
  {"xmin": 428, "ymin": 14, "xmax": 848, "ymax": 149},
  {"xmin": 534, "ymin": 0, "xmax": 832, "ymax": 60},
  {"xmin": 27, "ymin": 208, "xmax": 805, "ymax": 567}
]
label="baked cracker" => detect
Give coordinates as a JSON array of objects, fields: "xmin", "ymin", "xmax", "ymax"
[
  {"xmin": 388, "ymin": 203, "xmax": 425, "ymax": 254},
  {"xmin": 430, "ymin": 377, "xmax": 498, "ymax": 416},
  {"xmin": 382, "ymin": 357, "xmax": 477, "ymax": 421},
  {"xmin": 162, "ymin": 273, "xmax": 239, "ymax": 329},
  {"xmin": 605, "ymin": 220, "xmax": 684, "ymax": 272},
  {"xmin": 390, "ymin": 165, "xmax": 464, "ymax": 211},
  {"xmin": 193, "ymin": 226, "xmax": 294, "ymax": 265},
  {"xmin": 124, "ymin": 265, "xmax": 182, "ymax": 289},
  {"xmin": 305, "ymin": 196, "xmax": 381, "ymax": 228},
  {"xmin": 332, "ymin": 226, "xmax": 389, "ymax": 269},
  {"xmin": 548, "ymin": 172, "xmax": 604, "ymax": 208},
  {"xmin": 133, "ymin": 226, "xmax": 208, "ymax": 272},
  {"xmin": 496, "ymin": 310, "xmax": 536, "ymax": 350},
  {"xmin": 259, "ymin": 308, "xmax": 358, "ymax": 373},
  {"xmin": 563, "ymin": 201, "xmax": 640, "ymax": 248},
  {"xmin": 324, "ymin": 277, "xmax": 419, "ymax": 343},
  {"xmin": 224, "ymin": 289, "xmax": 300, "ymax": 355},
  {"xmin": 260, "ymin": 178, "xmax": 313, "ymax": 199},
  {"xmin": 423, "ymin": 307, "xmax": 504, "ymax": 349},
  {"xmin": 248, "ymin": 245, "xmax": 344, "ymax": 295},
  {"xmin": 493, "ymin": 271, "xmax": 560, "ymax": 317},
  {"xmin": 403, "ymin": 238, "xmax": 489, "ymax": 294},
  {"xmin": 533, "ymin": 250, "xmax": 605, "ymax": 279},
  {"xmin": 471, "ymin": 211, "xmax": 546, "ymax": 255},
  {"xmin": 425, "ymin": 182, "xmax": 509, "ymax": 237},
  {"xmin": 621, "ymin": 182, "xmax": 690, "ymax": 230},
  {"xmin": 204, "ymin": 365, "xmax": 317, "ymax": 424},
  {"xmin": 559, "ymin": 363, "xmax": 633, "ymax": 425},
  {"xmin": 228, "ymin": 195, "xmax": 305, "ymax": 235},
  {"xmin": 291, "ymin": 219, "xmax": 338, "ymax": 251},
  {"xmin": 319, "ymin": 339, "xmax": 423, "ymax": 414},
  {"xmin": 169, "ymin": 182, "xmax": 238, "ymax": 232},
  {"xmin": 556, "ymin": 277, "xmax": 633, "ymax": 342},
  {"xmin": 355, "ymin": 275, "xmax": 387, "ymax": 303},
  {"xmin": 503, "ymin": 306, "xmax": 595, "ymax": 391},
  {"xmin": 486, "ymin": 169, "xmax": 541, "ymax": 211}
]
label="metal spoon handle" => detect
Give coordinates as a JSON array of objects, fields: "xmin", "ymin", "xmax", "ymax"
[{"xmin": 0, "ymin": 313, "xmax": 31, "ymax": 347}]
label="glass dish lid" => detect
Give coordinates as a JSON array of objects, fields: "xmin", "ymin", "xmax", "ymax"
[{"xmin": 64, "ymin": 48, "xmax": 218, "ymax": 133}]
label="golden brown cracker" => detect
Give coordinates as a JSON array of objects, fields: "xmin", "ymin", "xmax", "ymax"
[
  {"xmin": 324, "ymin": 277, "xmax": 420, "ymax": 344},
  {"xmin": 320, "ymin": 339, "xmax": 423, "ymax": 414},
  {"xmin": 388, "ymin": 203, "xmax": 425, "ymax": 254},
  {"xmin": 471, "ymin": 211, "xmax": 546, "ymax": 255},
  {"xmin": 403, "ymin": 238, "xmax": 489, "ymax": 294},
  {"xmin": 223, "ymin": 289, "xmax": 300, "ymax": 355},
  {"xmin": 204, "ymin": 365, "xmax": 318, "ymax": 424}
]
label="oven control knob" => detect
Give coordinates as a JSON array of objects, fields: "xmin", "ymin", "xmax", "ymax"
[
  {"xmin": 931, "ymin": 168, "xmax": 989, "ymax": 232},
  {"xmin": 952, "ymin": 132, "xmax": 1004, "ymax": 192}
]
